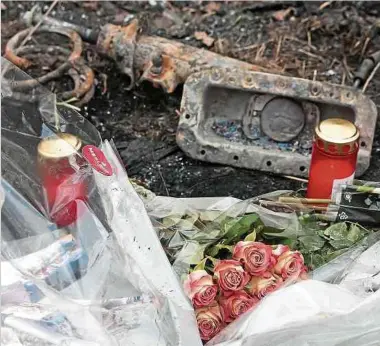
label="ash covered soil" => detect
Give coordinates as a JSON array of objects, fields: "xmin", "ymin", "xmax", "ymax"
[{"xmin": 2, "ymin": 1, "xmax": 380, "ymax": 199}]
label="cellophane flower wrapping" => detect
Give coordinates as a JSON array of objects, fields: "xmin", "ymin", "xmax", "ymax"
[
  {"xmin": 1, "ymin": 57, "xmax": 202, "ymax": 346},
  {"xmin": 141, "ymin": 187, "xmax": 380, "ymax": 345}
]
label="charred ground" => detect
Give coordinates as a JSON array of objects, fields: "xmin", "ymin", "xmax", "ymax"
[{"xmin": 2, "ymin": 1, "xmax": 380, "ymax": 198}]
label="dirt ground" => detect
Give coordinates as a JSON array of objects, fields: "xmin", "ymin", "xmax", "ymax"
[{"xmin": 2, "ymin": 1, "xmax": 380, "ymax": 199}]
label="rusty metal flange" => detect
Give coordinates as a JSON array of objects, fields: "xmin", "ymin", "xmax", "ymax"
[{"xmin": 177, "ymin": 68, "xmax": 378, "ymax": 177}]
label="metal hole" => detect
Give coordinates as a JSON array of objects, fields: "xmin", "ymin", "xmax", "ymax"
[
  {"xmin": 200, "ymin": 150, "xmax": 206, "ymax": 155},
  {"xmin": 266, "ymin": 161, "xmax": 272, "ymax": 167},
  {"xmin": 234, "ymin": 155, "xmax": 239, "ymax": 161},
  {"xmin": 300, "ymin": 166, "xmax": 306, "ymax": 172},
  {"xmin": 361, "ymin": 141, "xmax": 366, "ymax": 147},
  {"xmin": 185, "ymin": 114, "xmax": 190, "ymax": 119}
]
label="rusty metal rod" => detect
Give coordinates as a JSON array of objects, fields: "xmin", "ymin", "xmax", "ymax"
[
  {"xmin": 5, "ymin": 25, "xmax": 83, "ymax": 69},
  {"xmin": 23, "ymin": 6, "xmax": 273, "ymax": 93}
]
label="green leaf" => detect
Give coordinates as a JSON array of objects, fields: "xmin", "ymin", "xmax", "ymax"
[
  {"xmin": 244, "ymin": 230, "xmax": 256, "ymax": 242},
  {"xmin": 347, "ymin": 224, "xmax": 366, "ymax": 243},
  {"xmin": 206, "ymin": 256, "xmax": 218, "ymax": 266},
  {"xmin": 302, "ymin": 252, "xmax": 325, "ymax": 270},
  {"xmin": 206, "ymin": 244, "xmax": 233, "ymax": 257},
  {"xmin": 310, "ymin": 253, "xmax": 325, "ymax": 269},
  {"xmin": 299, "ymin": 235, "xmax": 326, "ymax": 252},
  {"xmin": 282, "ymin": 238, "xmax": 298, "ymax": 249},
  {"xmin": 222, "ymin": 214, "xmax": 259, "ymax": 244},
  {"xmin": 189, "ymin": 245, "xmax": 207, "ymax": 264},
  {"xmin": 330, "ymin": 239, "xmax": 354, "ymax": 250},
  {"xmin": 262, "ymin": 226, "xmax": 296, "ymax": 239},
  {"xmin": 194, "ymin": 258, "xmax": 207, "ymax": 271},
  {"xmin": 324, "ymin": 223, "xmax": 348, "ymax": 240},
  {"xmin": 239, "ymin": 214, "xmax": 260, "ymax": 227},
  {"xmin": 192, "ymin": 229, "xmax": 221, "ymax": 242},
  {"xmin": 325, "ymin": 248, "xmax": 349, "ymax": 262}
]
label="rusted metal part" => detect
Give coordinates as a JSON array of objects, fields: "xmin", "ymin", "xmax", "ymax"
[
  {"xmin": 63, "ymin": 64, "xmax": 95, "ymax": 102},
  {"xmin": 177, "ymin": 68, "xmax": 378, "ymax": 177},
  {"xmin": 4, "ymin": 25, "xmax": 83, "ymax": 69},
  {"xmin": 23, "ymin": 10, "xmax": 271, "ymax": 93},
  {"xmin": 3, "ymin": 42, "xmax": 94, "ymax": 105},
  {"xmin": 96, "ymin": 21, "xmax": 270, "ymax": 93},
  {"xmin": 75, "ymin": 83, "xmax": 95, "ymax": 107},
  {"xmin": 97, "ymin": 20, "xmax": 138, "ymax": 89},
  {"xmin": 23, "ymin": 5, "xmax": 99, "ymax": 44}
]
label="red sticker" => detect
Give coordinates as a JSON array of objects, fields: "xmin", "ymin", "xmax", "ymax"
[{"xmin": 82, "ymin": 145, "xmax": 113, "ymax": 176}]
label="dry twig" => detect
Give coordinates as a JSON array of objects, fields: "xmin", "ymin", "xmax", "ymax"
[
  {"xmin": 362, "ymin": 62, "xmax": 380, "ymax": 93},
  {"xmin": 17, "ymin": 1, "xmax": 60, "ymax": 50}
]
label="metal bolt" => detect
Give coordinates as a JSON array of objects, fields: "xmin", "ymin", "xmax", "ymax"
[{"xmin": 151, "ymin": 54, "xmax": 163, "ymax": 75}]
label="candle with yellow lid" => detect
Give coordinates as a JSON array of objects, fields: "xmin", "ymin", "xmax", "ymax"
[
  {"xmin": 306, "ymin": 118, "xmax": 359, "ymax": 200},
  {"xmin": 37, "ymin": 133, "xmax": 88, "ymax": 227}
]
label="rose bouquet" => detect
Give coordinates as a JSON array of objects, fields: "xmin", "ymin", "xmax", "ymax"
[
  {"xmin": 183, "ymin": 241, "xmax": 307, "ymax": 341},
  {"xmin": 147, "ymin": 194, "xmax": 374, "ymax": 342}
]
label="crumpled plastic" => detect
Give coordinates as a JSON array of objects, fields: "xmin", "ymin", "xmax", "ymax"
[
  {"xmin": 141, "ymin": 192, "xmax": 380, "ymax": 345},
  {"xmin": 206, "ymin": 239, "xmax": 380, "ymax": 346},
  {"xmin": 3, "ymin": 56, "xmax": 380, "ymax": 346},
  {"xmin": 207, "ymin": 278, "xmax": 380, "ymax": 346},
  {"xmin": 1, "ymin": 57, "xmax": 202, "ymax": 346}
]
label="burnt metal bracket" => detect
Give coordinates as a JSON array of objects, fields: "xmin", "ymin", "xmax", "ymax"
[{"xmin": 177, "ymin": 68, "xmax": 377, "ymax": 177}]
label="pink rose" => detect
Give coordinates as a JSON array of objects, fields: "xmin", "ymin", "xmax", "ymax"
[
  {"xmin": 214, "ymin": 260, "xmax": 250, "ymax": 293},
  {"xmin": 274, "ymin": 250, "xmax": 307, "ymax": 280},
  {"xmin": 233, "ymin": 241, "xmax": 276, "ymax": 277},
  {"xmin": 195, "ymin": 303, "xmax": 224, "ymax": 341},
  {"xmin": 248, "ymin": 274, "xmax": 283, "ymax": 299},
  {"xmin": 219, "ymin": 291, "xmax": 258, "ymax": 323},
  {"xmin": 183, "ymin": 270, "xmax": 218, "ymax": 308}
]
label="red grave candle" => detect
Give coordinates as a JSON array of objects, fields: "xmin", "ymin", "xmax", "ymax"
[
  {"xmin": 37, "ymin": 133, "xmax": 87, "ymax": 227},
  {"xmin": 306, "ymin": 118, "xmax": 359, "ymax": 200}
]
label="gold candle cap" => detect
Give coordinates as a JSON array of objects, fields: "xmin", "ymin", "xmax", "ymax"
[
  {"xmin": 38, "ymin": 133, "xmax": 82, "ymax": 159},
  {"xmin": 315, "ymin": 118, "xmax": 359, "ymax": 154}
]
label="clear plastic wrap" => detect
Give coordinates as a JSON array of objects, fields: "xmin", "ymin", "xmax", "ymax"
[
  {"xmin": 142, "ymin": 190, "xmax": 380, "ymax": 345},
  {"xmin": 1, "ymin": 57, "xmax": 202, "ymax": 346},
  {"xmin": 207, "ymin": 279, "xmax": 380, "ymax": 346},
  {"xmin": 144, "ymin": 193, "xmax": 377, "ymax": 279},
  {"xmin": 2, "ymin": 56, "xmax": 380, "ymax": 346},
  {"xmin": 206, "ymin": 239, "xmax": 380, "ymax": 345}
]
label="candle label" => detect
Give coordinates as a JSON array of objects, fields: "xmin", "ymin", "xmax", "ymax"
[
  {"xmin": 331, "ymin": 172, "xmax": 355, "ymax": 202},
  {"xmin": 82, "ymin": 145, "xmax": 113, "ymax": 176}
]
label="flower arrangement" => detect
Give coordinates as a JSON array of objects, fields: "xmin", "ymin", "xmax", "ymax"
[
  {"xmin": 183, "ymin": 241, "xmax": 307, "ymax": 341},
  {"xmin": 152, "ymin": 204, "xmax": 371, "ymax": 341}
]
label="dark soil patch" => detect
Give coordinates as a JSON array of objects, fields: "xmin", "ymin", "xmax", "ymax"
[{"xmin": 2, "ymin": 1, "xmax": 380, "ymax": 198}]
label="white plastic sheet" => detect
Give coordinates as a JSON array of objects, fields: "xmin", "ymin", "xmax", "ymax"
[
  {"xmin": 1, "ymin": 57, "xmax": 202, "ymax": 346},
  {"xmin": 142, "ymin": 193, "xmax": 380, "ymax": 345}
]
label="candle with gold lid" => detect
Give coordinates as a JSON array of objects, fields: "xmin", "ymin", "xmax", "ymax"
[
  {"xmin": 306, "ymin": 118, "xmax": 359, "ymax": 200},
  {"xmin": 37, "ymin": 133, "xmax": 87, "ymax": 227}
]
